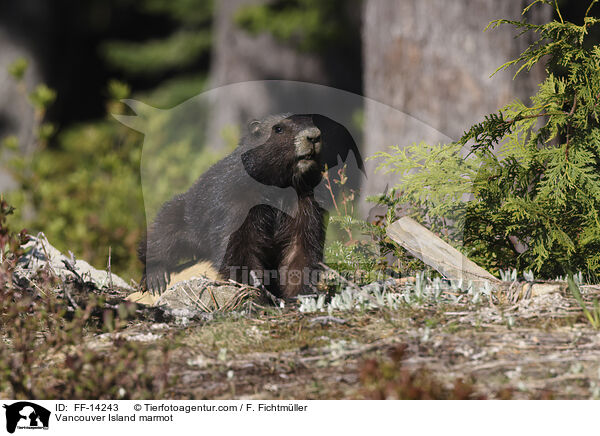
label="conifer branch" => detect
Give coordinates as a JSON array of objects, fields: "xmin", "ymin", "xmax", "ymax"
[
  {"xmin": 373, "ymin": 0, "xmax": 600, "ymax": 279},
  {"xmin": 586, "ymin": 0, "xmax": 599, "ymax": 19}
]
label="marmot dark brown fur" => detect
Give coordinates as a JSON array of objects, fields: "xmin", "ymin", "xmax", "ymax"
[{"xmin": 139, "ymin": 113, "xmax": 362, "ymax": 299}]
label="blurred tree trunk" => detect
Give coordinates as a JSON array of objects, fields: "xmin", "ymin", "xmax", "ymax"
[
  {"xmin": 361, "ymin": 0, "xmax": 552, "ymax": 214},
  {"xmin": 207, "ymin": 0, "xmax": 361, "ymax": 149},
  {"xmin": 0, "ymin": 0, "xmax": 48, "ymax": 191}
]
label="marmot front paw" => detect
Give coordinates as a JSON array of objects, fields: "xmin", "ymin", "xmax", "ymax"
[{"xmin": 143, "ymin": 267, "xmax": 170, "ymax": 295}]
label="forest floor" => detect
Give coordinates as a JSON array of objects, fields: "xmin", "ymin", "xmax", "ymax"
[
  {"xmin": 100, "ymin": 282, "xmax": 600, "ymax": 400},
  {"xmin": 5, "ymin": 253, "xmax": 600, "ymax": 399}
]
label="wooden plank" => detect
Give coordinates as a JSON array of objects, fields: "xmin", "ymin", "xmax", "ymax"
[{"xmin": 387, "ymin": 217, "xmax": 499, "ymax": 284}]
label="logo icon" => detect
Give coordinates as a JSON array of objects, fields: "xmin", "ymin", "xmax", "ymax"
[{"xmin": 3, "ymin": 402, "xmax": 50, "ymax": 434}]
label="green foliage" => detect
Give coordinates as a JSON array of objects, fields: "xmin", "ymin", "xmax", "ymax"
[
  {"xmin": 136, "ymin": 74, "xmax": 207, "ymax": 108},
  {"xmin": 324, "ymin": 238, "xmax": 380, "ymax": 280},
  {"xmin": 371, "ymin": 1, "xmax": 600, "ymax": 279},
  {"xmin": 28, "ymin": 84, "xmax": 56, "ymax": 111},
  {"xmin": 7, "ymin": 112, "xmax": 146, "ymax": 281},
  {"xmin": 5, "ymin": 76, "xmax": 238, "ymax": 283},
  {"xmin": 321, "ymin": 165, "xmax": 385, "ymax": 282},
  {"xmin": 365, "ymin": 190, "xmax": 428, "ymax": 274},
  {"xmin": 2, "ymin": 136, "xmax": 19, "ymax": 151},
  {"xmin": 7, "ymin": 57, "xmax": 28, "ymax": 82},
  {"xmin": 107, "ymin": 79, "xmax": 131, "ymax": 101},
  {"xmin": 102, "ymin": 0, "xmax": 212, "ymax": 73},
  {"xmin": 568, "ymin": 274, "xmax": 600, "ymax": 328},
  {"xmin": 234, "ymin": 0, "xmax": 357, "ymax": 52},
  {"xmin": 323, "ymin": 167, "xmax": 427, "ymax": 280},
  {"xmin": 36, "ymin": 122, "xmax": 56, "ymax": 143},
  {"xmin": 372, "ymin": 142, "xmax": 482, "ymax": 244},
  {"xmin": 2, "ymin": 60, "xmax": 143, "ymax": 280},
  {"xmin": 102, "ymin": 30, "xmax": 211, "ymax": 77},
  {"xmin": 136, "ymin": 102, "xmax": 238, "ymax": 219},
  {"xmin": 2, "ymin": 1, "xmax": 220, "ymax": 282},
  {"xmin": 101, "ymin": 0, "xmax": 212, "ymax": 108},
  {"xmin": 140, "ymin": 0, "xmax": 214, "ymax": 25}
]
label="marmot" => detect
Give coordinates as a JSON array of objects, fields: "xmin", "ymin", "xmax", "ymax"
[{"xmin": 139, "ymin": 113, "xmax": 362, "ymax": 299}]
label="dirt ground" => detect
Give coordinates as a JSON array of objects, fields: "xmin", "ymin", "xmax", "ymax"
[{"xmin": 106, "ymin": 283, "xmax": 600, "ymax": 400}]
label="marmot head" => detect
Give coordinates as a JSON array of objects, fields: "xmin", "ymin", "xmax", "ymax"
[{"xmin": 241, "ymin": 114, "xmax": 323, "ymax": 192}]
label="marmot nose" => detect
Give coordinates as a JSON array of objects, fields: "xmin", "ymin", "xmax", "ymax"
[{"xmin": 306, "ymin": 129, "xmax": 321, "ymax": 144}]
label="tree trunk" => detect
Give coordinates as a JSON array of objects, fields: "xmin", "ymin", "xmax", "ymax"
[
  {"xmin": 0, "ymin": 0, "xmax": 48, "ymax": 191},
  {"xmin": 207, "ymin": 0, "xmax": 361, "ymax": 150},
  {"xmin": 361, "ymin": 0, "xmax": 552, "ymax": 213}
]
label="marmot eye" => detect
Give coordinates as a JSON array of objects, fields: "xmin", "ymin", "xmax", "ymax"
[{"xmin": 273, "ymin": 125, "xmax": 283, "ymax": 134}]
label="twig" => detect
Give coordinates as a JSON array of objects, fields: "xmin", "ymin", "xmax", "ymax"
[
  {"xmin": 107, "ymin": 246, "xmax": 114, "ymax": 291},
  {"xmin": 22, "ymin": 275, "xmax": 48, "ymax": 297},
  {"xmin": 182, "ymin": 283, "xmax": 211, "ymax": 312},
  {"xmin": 208, "ymin": 287, "xmax": 220, "ymax": 311},
  {"xmin": 37, "ymin": 233, "xmax": 58, "ymax": 278},
  {"xmin": 322, "ymin": 169, "xmax": 340, "ymax": 214},
  {"xmin": 61, "ymin": 258, "xmax": 83, "ymax": 283},
  {"xmin": 503, "ymin": 110, "xmax": 569, "ymax": 125},
  {"xmin": 299, "ymin": 338, "xmax": 400, "ymax": 364},
  {"xmin": 323, "ymin": 167, "xmax": 354, "ymax": 242},
  {"xmin": 568, "ymin": 95, "xmax": 577, "ymax": 117}
]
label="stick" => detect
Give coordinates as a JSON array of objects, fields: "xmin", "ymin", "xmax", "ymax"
[
  {"xmin": 107, "ymin": 246, "xmax": 114, "ymax": 291},
  {"xmin": 386, "ymin": 217, "xmax": 499, "ymax": 285}
]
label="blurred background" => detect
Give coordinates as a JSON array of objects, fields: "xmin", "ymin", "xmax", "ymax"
[{"xmin": 0, "ymin": 0, "xmax": 598, "ymax": 282}]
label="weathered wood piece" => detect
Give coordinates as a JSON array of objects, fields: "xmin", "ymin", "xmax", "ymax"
[{"xmin": 387, "ymin": 217, "xmax": 499, "ymax": 284}]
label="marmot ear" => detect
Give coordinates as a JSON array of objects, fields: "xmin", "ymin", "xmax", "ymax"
[{"xmin": 248, "ymin": 119, "xmax": 261, "ymax": 135}]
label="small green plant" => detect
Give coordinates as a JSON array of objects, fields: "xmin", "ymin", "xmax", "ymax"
[
  {"xmin": 299, "ymin": 273, "xmax": 493, "ymax": 314},
  {"xmin": 568, "ymin": 274, "xmax": 600, "ymax": 329},
  {"xmin": 323, "ymin": 167, "xmax": 426, "ymax": 284},
  {"xmin": 323, "ymin": 165, "xmax": 384, "ymax": 283},
  {"xmin": 371, "ymin": 0, "xmax": 600, "ymax": 280}
]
